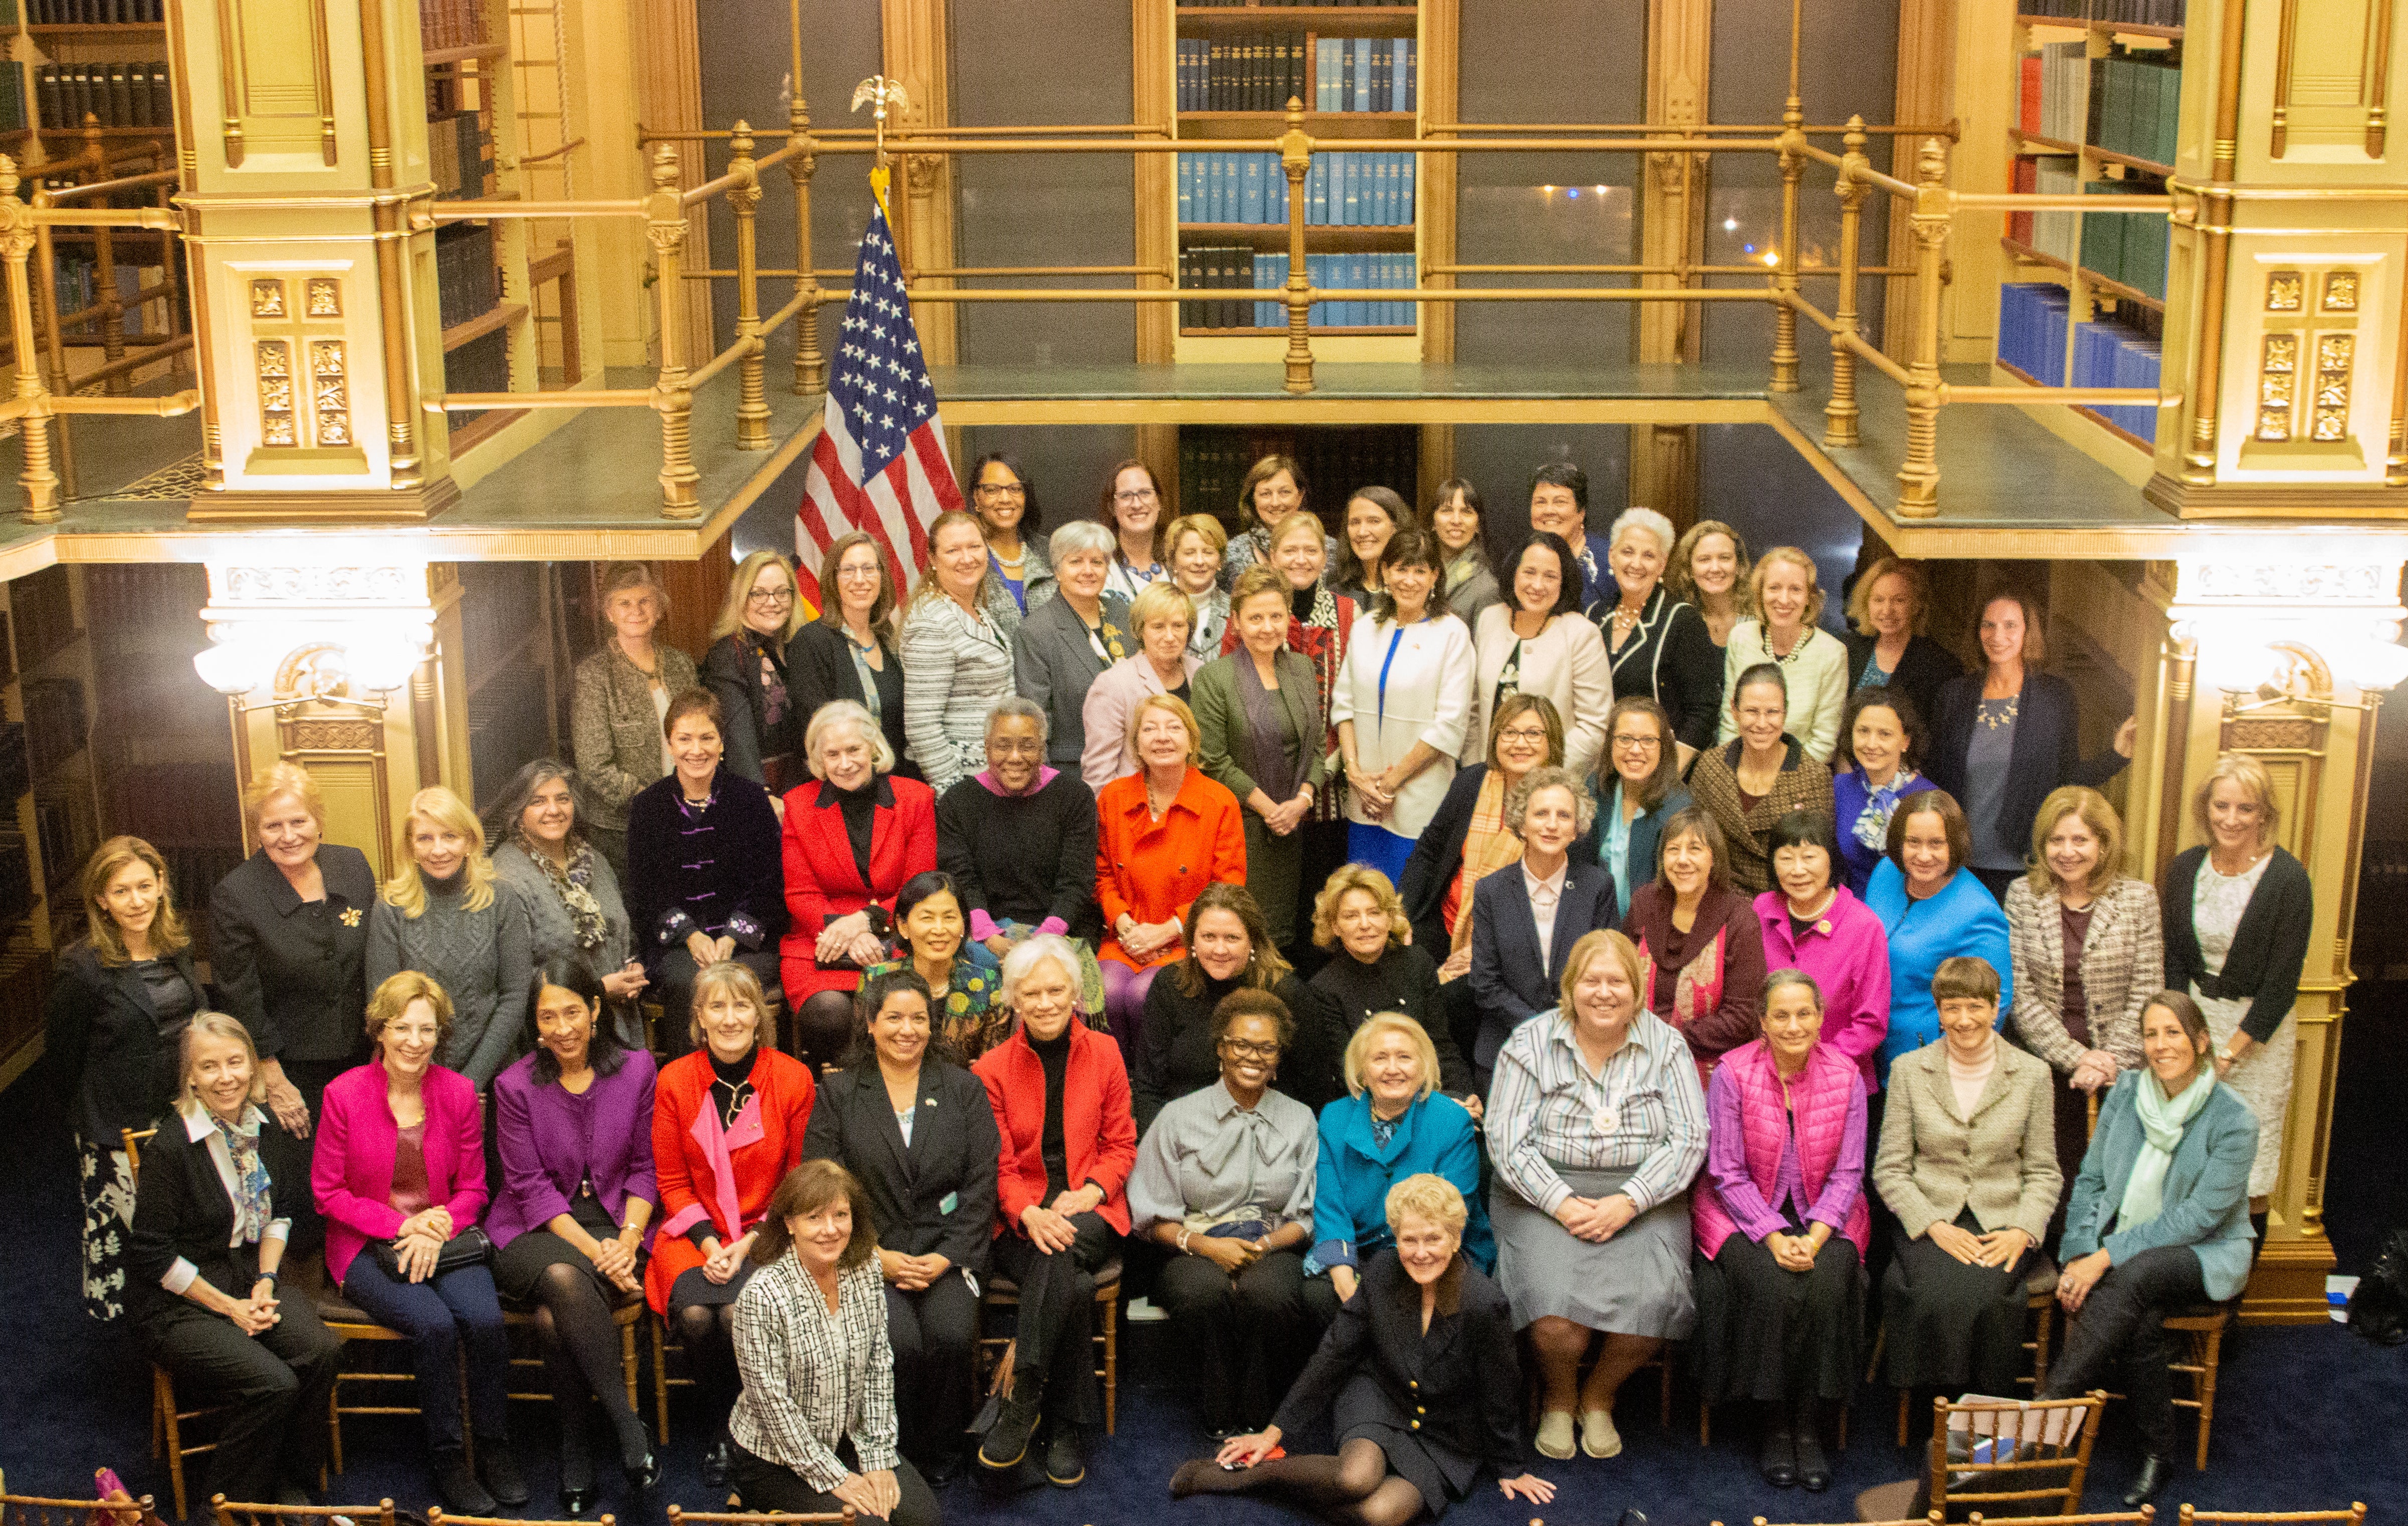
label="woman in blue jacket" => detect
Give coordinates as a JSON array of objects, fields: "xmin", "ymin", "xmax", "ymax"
[
  {"xmin": 2044, "ymin": 990, "xmax": 2256, "ymax": 1506},
  {"xmin": 1866, "ymin": 790, "xmax": 2012, "ymax": 1085},
  {"xmin": 1310, "ymin": 1013, "xmax": 1490, "ymax": 1315}
]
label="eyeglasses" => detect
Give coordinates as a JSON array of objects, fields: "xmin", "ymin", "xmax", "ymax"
[
  {"xmin": 1498, "ymin": 726, "xmax": 1551, "ymax": 743},
  {"xmin": 748, "ymin": 588, "xmax": 796, "ymax": 604},
  {"xmin": 1221, "ymin": 1038, "xmax": 1281, "ymax": 1060},
  {"xmin": 1612, "ymin": 733, "xmax": 1662, "ymax": 751},
  {"xmin": 1113, "ymin": 489, "xmax": 1160, "ymax": 505},
  {"xmin": 974, "ymin": 482, "xmax": 1026, "ymax": 498},
  {"xmin": 837, "ymin": 564, "xmax": 883, "ymax": 581}
]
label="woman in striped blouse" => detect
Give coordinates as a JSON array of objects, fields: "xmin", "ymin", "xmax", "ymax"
[{"xmin": 900, "ymin": 510, "xmax": 1016, "ymax": 796}]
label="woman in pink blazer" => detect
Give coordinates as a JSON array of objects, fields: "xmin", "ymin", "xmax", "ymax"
[{"xmin": 312, "ymin": 971, "xmax": 524, "ymax": 1515}]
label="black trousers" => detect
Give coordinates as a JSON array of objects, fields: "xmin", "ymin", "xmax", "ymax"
[
  {"xmin": 649, "ymin": 945, "xmax": 782, "ymax": 1059},
  {"xmin": 988, "ymin": 1212, "xmax": 1116, "ymax": 1429},
  {"xmin": 137, "ymin": 1251, "xmax": 341, "ymax": 1503},
  {"xmin": 1155, "ymin": 1246, "xmax": 1320, "ymax": 1433},
  {"xmin": 729, "ymin": 1440, "xmax": 941, "ymax": 1526},
  {"xmin": 885, "ymin": 1274, "xmax": 980, "ymax": 1464},
  {"xmin": 2043, "ymin": 1244, "xmax": 2210, "ymax": 1456}
]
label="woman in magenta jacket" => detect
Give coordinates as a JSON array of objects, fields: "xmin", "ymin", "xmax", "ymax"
[
  {"xmin": 1690, "ymin": 969, "xmax": 1869, "ymax": 1491},
  {"xmin": 1752, "ymin": 808, "xmax": 1890, "ymax": 1092},
  {"xmin": 313, "ymin": 970, "xmax": 524, "ymax": 1515}
]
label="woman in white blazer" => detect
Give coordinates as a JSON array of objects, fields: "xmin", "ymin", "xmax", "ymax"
[
  {"xmin": 1467, "ymin": 531, "xmax": 1611, "ymax": 780},
  {"xmin": 1332, "ymin": 529, "xmax": 1476, "ymax": 886}
]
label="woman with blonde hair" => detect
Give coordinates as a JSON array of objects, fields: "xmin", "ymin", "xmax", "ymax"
[
  {"xmin": 1081, "ymin": 580, "xmax": 1203, "ymax": 789},
  {"xmin": 1309, "ymin": 1016, "xmax": 1491, "ymax": 1305},
  {"xmin": 901, "ymin": 508, "xmax": 1017, "ymax": 795},
  {"xmin": 49, "ymin": 834, "xmax": 208, "ymax": 1320},
  {"xmin": 1667, "ymin": 519, "xmax": 1752, "ymax": 648},
  {"xmin": 1841, "ymin": 557, "xmax": 1961, "ymax": 733},
  {"xmin": 1166, "ymin": 513, "xmax": 1232, "ymax": 658},
  {"xmin": 1719, "ymin": 548, "xmax": 1849, "ymax": 765},
  {"xmin": 211, "ymin": 759, "xmax": 375, "ymax": 1127},
  {"xmin": 367, "ymin": 785, "xmax": 532, "ymax": 1089},
  {"xmin": 1306, "ymin": 866, "xmax": 1474, "ymax": 1100},
  {"xmin": 2161, "ymin": 753, "xmax": 2313, "ymax": 1203},
  {"xmin": 704, "ymin": 549, "xmax": 815, "ymax": 792},
  {"xmin": 573, "ymin": 561, "xmax": 699, "ymax": 871},
  {"xmin": 2008, "ymin": 786, "xmax": 2162, "ymax": 1228}
]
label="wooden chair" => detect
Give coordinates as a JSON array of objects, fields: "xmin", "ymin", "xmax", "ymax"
[
  {"xmin": 499, "ymin": 1285, "xmax": 646, "ymax": 1413},
  {"xmin": 1745, "ymin": 1511, "xmax": 1939, "ymax": 1526},
  {"xmin": 1963, "ymin": 1509, "xmax": 2154, "ymax": 1526},
  {"xmin": 2175, "ymin": 1505, "xmax": 2366, "ymax": 1526},
  {"xmin": 209, "ymin": 1496, "xmax": 397, "ymax": 1526},
  {"xmin": 288, "ymin": 1248, "xmax": 473, "ymax": 1473},
  {"xmin": 2157, "ymin": 1304, "xmax": 2233, "ymax": 1470},
  {"xmin": 1, "ymin": 1487, "xmax": 167, "ymax": 1526},
  {"xmin": 1853, "ymin": 1392, "xmax": 2106, "ymax": 1521},
  {"xmin": 665, "ymin": 1504, "xmax": 854, "ymax": 1525},
  {"xmin": 123, "ymin": 1127, "xmax": 237, "ymax": 1520},
  {"xmin": 1868, "ymin": 1255, "xmax": 2063, "ymax": 1447},
  {"xmin": 426, "ymin": 1511, "xmax": 616, "ymax": 1526},
  {"xmin": 973, "ymin": 1255, "xmax": 1124, "ymax": 1434}
]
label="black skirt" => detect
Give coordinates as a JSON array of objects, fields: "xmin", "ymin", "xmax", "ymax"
[
  {"xmin": 1691, "ymin": 1227, "xmax": 1863, "ymax": 1402},
  {"xmin": 493, "ymin": 1195, "xmax": 640, "ymax": 1304},
  {"xmin": 1336, "ymin": 1373, "xmax": 1477, "ymax": 1518},
  {"xmin": 1881, "ymin": 1206, "xmax": 2035, "ymax": 1392}
]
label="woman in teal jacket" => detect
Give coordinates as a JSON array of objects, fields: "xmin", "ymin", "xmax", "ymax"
[
  {"xmin": 2044, "ymin": 990, "xmax": 2256, "ymax": 1506},
  {"xmin": 1310, "ymin": 1013, "xmax": 1491, "ymax": 1317},
  {"xmin": 1867, "ymin": 791, "xmax": 2013, "ymax": 1082}
]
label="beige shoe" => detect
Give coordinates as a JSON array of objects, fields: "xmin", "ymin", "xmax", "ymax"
[
  {"xmin": 1581, "ymin": 1407, "xmax": 1622, "ymax": 1459},
  {"xmin": 1535, "ymin": 1410, "xmax": 1577, "ymax": 1460}
]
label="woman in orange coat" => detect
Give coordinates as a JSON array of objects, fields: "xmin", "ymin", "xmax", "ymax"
[
  {"xmin": 1094, "ymin": 693, "xmax": 1246, "ymax": 1054},
  {"xmin": 779, "ymin": 699, "xmax": 938, "ymax": 1072},
  {"xmin": 646, "ymin": 961, "xmax": 815, "ymax": 1488}
]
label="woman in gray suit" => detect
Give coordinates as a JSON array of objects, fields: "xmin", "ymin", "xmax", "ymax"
[
  {"xmin": 570, "ymin": 563, "xmax": 697, "ymax": 874},
  {"xmin": 1872, "ymin": 955, "xmax": 2060, "ymax": 1401},
  {"xmin": 1194, "ymin": 565, "xmax": 1329, "ymax": 947},
  {"xmin": 1011, "ymin": 520, "xmax": 1131, "ymax": 772}
]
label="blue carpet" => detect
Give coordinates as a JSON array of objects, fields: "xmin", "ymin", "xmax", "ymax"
[{"xmin": 3, "ymin": 1046, "xmax": 2400, "ymax": 1524}]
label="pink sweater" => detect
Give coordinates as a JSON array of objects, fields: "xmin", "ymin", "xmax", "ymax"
[
  {"xmin": 311, "ymin": 1060, "xmax": 488, "ymax": 1286},
  {"xmin": 1754, "ymin": 886, "xmax": 1892, "ymax": 1091}
]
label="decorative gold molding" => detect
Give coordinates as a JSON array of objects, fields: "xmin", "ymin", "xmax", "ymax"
[{"xmin": 212, "ymin": 0, "xmax": 341, "ymax": 166}]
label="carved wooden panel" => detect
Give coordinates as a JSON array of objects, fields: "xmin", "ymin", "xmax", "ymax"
[
  {"xmin": 2272, "ymin": 0, "xmax": 2395, "ymax": 158},
  {"xmin": 213, "ymin": 0, "xmax": 339, "ymax": 166}
]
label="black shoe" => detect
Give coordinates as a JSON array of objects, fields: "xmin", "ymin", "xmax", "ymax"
[
  {"xmin": 979, "ymin": 1397, "xmax": 1042, "ymax": 1470},
  {"xmin": 1794, "ymin": 1427, "xmax": 1831, "ymax": 1492},
  {"xmin": 559, "ymin": 1484, "xmax": 600, "ymax": 1517},
  {"xmin": 922, "ymin": 1450, "xmax": 964, "ymax": 1488},
  {"xmin": 623, "ymin": 1451, "xmax": 662, "ymax": 1491},
  {"xmin": 2123, "ymin": 1454, "xmax": 2172, "ymax": 1506},
  {"xmin": 1759, "ymin": 1423, "xmax": 1798, "ymax": 1488},
  {"xmin": 1045, "ymin": 1423, "xmax": 1086, "ymax": 1488},
  {"xmin": 702, "ymin": 1436, "xmax": 733, "ymax": 1489},
  {"xmin": 476, "ymin": 1437, "xmax": 531, "ymax": 1507},
  {"xmin": 433, "ymin": 1450, "xmax": 499, "ymax": 1517},
  {"xmin": 561, "ymin": 1435, "xmax": 597, "ymax": 1515}
]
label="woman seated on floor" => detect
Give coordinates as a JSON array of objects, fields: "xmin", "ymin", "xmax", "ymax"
[
  {"xmin": 726, "ymin": 1160, "xmax": 942, "ymax": 1526},
  {"xmin": 1171, "ymin": 1174, "xmax": 1556, "ymax": 1523},
  {"xmin": 1132, "ymin": 987, "xmax": 1327, "ymax": 1438},
  {"xmin": 1689, "ymin": 969, "xmax": 1867, "ymax": 1492}
]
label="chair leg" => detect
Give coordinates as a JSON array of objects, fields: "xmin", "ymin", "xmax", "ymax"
[
  {"xmin": 1896, "ymin": 1387, "xmax": 1910, "ymax": 1449},
  {"xmin": 150, "ymin": 1366, "xmax": 167, "ymax": 1458},
  {"xmin": 1101, "ymin": 1293, "xmax": 1119, "ymax": 1436},
  {"xmin": 1837, "ymin": 1401, "xmax": 1848, "ymax": 1452},
  {"xmin": 1865, "ymin": 1321, "xmax": 1886, "ymax": 1385},
  {"xmin": 2032, "ymin": 1298, "xmax": 2054, "ymax": 1391},
  {"xmin": 155, "ymin": 1369, "xmax": 188, "ymax": 1520},
  {"xmin": 1698, "ymin": 1397, "xmax": 1711, "ymax": 1448},
  {"xmin": 1658, "ymin": 1357, "xmax": 1672, "ymax": 1429},
  {"xmin": 652, "ymin": 1317, "xmax": 671, "ymax": 1445},
  {"xmin": 2193, "ymin": 1324, "xmax": 2223, "ymax": 1471},
  {"xmin": 621, "ymin": 1317, "xmax": 640, "ymax": 1427},
  {"xmin": 328, "ymin": 1385, "xmax": 345, "ymax": 1475}
]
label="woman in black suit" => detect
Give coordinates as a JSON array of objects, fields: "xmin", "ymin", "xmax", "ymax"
[
  {"xmin": 702, "ymin": 550, "xmax": 811, "ymax": 791},
  {"xmin": 1133, "ymin": 882, "xmax": 1340, "ymax": 1133},
  {"xmin": 1305, "ymin": 865, "xmax": 1474, "ymax": 1101},
  {"xmin": 1928, "ymin": 590, "xmax": 2136, "ymax": 901},
  {"xmin": 802, "ymin": 967, "xmax": 999, "ymax": 1481},
  {"xmin": 1841, "ymin": 558, "xmax": 1963, "ymax": 731},
  {"xmin": 788, "ymin": 531, "xmax": 916, "ymax": 780},
  {"xmin": 1465, "ymin": 768, "xmax": 1617, "ymax": 1085},
  {"xmin": 210, "ymin": 761, "xmax": 377, "ymax": 1128},
  {"xmin": 48, "ymin": 835, "xmax": 209, "ymax": 1323},
  {"xmin": 1170, "ymin": 1173, "xmax": 1554, "ymax": 1524},
  {"xmin": 127, "ymin": 1011, "xmax": 339, "ymax": 1505}
]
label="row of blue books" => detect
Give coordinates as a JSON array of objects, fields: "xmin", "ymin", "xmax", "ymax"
[
  {"xmin": 1179, "ymin": 150, "xmax": 1416, "ymax": 226},
  {"xmin": 1998, "ymin": 282, "xmax": 2160, "ymax": 442},
  {"xmin": 1253, "ymin": 252, "xmax": 1418, "ymax": 328},
  {"xmin": 1311, "ymin": 38, "xmax": 1417, "ymax": 113}
]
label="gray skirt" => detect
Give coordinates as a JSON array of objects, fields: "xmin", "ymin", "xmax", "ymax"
[{"xmin": 1489, "ymin": 1165, "xmax": 1695, "ymax": 1340}]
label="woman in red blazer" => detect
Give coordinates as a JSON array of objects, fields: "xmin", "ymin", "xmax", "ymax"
[
  {"xmin": 1093, "ymin": 693, "xmax": 1246, "ymax": 1052},
  {"xmin": 646, "ymin": 961, "xmax": 815, "ymax": 1486},
  {"xmin": 781, "ymin": 700, "xmax": 939, "ymax": 1071},
  {"xmin": 970, "ymin": 934, "xmax": 1138, "ymax": 1485},
  {"xmin": 312, "ymin": 971, "xmax": 524, "ymax": 1514}
]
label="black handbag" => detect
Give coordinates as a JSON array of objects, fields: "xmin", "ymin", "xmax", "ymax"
[{"xmin": 370, "ymin": 1225, "xmax": 494, "ymax": 1281}]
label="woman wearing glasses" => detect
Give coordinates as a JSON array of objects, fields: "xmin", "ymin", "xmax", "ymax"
[
  {"xmin": 703, "ymin": 550, "xmax": 815, "ymax": 794},
  {"xmin": 788, "ymin": 532, "xmax": 917, "ymax": 782},
  {"xmin": 1101, "ymin": 460, "xmax": 1173, "ymax": 604},
  {"xmin": 969, "ymin": 452, "xmax": 1051, "ymax": 629}
]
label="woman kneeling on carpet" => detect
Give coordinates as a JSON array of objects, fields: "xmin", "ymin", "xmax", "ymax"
[{"xmin": 1171, "ymin": 1173, "xmax": 1554, "ymax": 1523}]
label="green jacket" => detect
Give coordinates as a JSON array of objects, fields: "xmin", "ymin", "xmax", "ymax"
[{"xmin": 1191, "ymin": 650, "xmax": 1329, "ymax": 808}]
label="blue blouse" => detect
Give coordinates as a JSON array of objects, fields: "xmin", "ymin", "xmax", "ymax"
[{"xmin": 1864, "ymin": 858, "xmax": 2014, "ymax": 1080}]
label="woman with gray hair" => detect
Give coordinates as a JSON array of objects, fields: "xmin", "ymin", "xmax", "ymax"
[
  {"xmin": 488, "ymin": 758, "xmax": 648, "ymax": 1048},
  {"xmin": 1587, "ymin": 507, "xmax": 1723, "ymax": 765},
  {"xmin": 1012, "ymin": 520, "xmax": 1132, "ymax": 772},
  {"xmin": 571, "ymin": 562, "xmax": 698, "ymax": 873},
  {"xmin": 1466, "ymin": 767, "xmax": 1617, "ymax": 1085},
  {"xmin": 935, "ymin": 698, "xmax": 1106, "ymax": 1002},
  {"xmin": 778, "ymin": 698, "xmax": 938, "ymax": 1071}
]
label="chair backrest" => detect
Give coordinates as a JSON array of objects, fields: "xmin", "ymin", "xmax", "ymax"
[
  {"xmin": 2178, "ymin": 1508, "xmax": 2366, "ymax": 1526},
  {"xmin": 1972, "ymin": 1509, "xmax": 2155, "ymax": 1526},
  {"xmin": 1928, "ymin": 1392, "xmax": 2106, "ymax": 1516},
  {"xmin": 122, "ymin": 1128, "xmax": 157, "ymax": 1176},
  {"xmin": 211, "ymin": 1498, "xmax": 397, "ymax": 1526},
  {"xmin": 428, "ymin": 1513, "xmax": 614, "ymax": 1526},
  {"xmin": 1752, "ymin": 1514, "xmax": 1942, "ymax": 1526},
  {"xmin": 3, "ymin": 1490, "xmax": 165, "ymax": 1526},
  {"xmin": 666, "ymin": 1505, "xmax": 855, "ymax": 1526}
]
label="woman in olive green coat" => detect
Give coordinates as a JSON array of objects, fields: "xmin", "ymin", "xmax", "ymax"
[{"xmin": 1192, "ymin": 565, "xmax": 1330, "ymax": 948}]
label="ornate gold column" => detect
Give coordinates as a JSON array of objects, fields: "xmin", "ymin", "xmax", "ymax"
[
  {"xmin": 1631, "ymin": 0, "xmax": 1710, "ymax": 520},
  {"xmin": 881, "ymin": 0, "xmax": 955, "ymax": 367},
  {"xmin": 172, "ymin": 0, "xmax": 463, "ymax": 520}
]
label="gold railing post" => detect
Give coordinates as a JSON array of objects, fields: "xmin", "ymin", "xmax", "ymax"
[
  {"xmin": 647, "ymin": 144, "xmax": 701, "ymax": 519},
  {"xmin": 0, "ymin": 158, "xmax": 60, "ymax": 523},
  {"xmin": 1894, "ymin": 137, "xmax": 1951, "ymax": 519},
  {"xmin": 788, "ymin": 92, "xmax": 824, "ymax": 396},
  {"xmin": 1279, "ymin": 98, "xmax": 1315, "ymax": 395},
  {"xmin": 1769, "ymin": 95, "xmax": 1806, "ymax": 392},
  {"xmin": 1824, "ymin": 114, "xmax": 1869, "ymax": 448},
  {"xmin": 728, "ymin": 120, "xmax": 771, "ymax": 451},
  {"xmin": 85, "ymin": 119, "xmax": 127, "ymax": 397}
]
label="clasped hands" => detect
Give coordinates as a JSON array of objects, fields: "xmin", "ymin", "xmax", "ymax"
[
  {"xmin": 2070, "ymin": 1048, "xmax": 2120, "ymax": 1093},
  {"xmin": 1345, "ymin": 761, "xmax": 1410, "ymax": 823},
  {"xmin": 1021, "ymin": 1183, "xmax": 1104, "ymax": 1254},
  {"xmin": 701, "ymin": 1231, "xmax": 758, "ymax": 1284},
  {"xmin": 1553, "ymin": 1192, "xmax": 1638, "ymax": 1243},
  {"xmin": 879, "ymin": 1247, "xmax": 953, "ymax": 1292},
  {"xmin": 685, "ymin": 930, "xmax": 741, "ymax": 968},
  {"xmin": 226, "ymin": 1278, "xmax": 283, "ymax": 1336},
  {"xmin": 1119, "ymin": 914, "xmax": 1183, "ymax": 963},
  {"xmin": 1926, "ymin": 1219, "xmax": 2031, "ymax": 1269},
  {"xmin": 830, "ymin": 1468, "xmax": 902, "ymax": 1521},
  {"xmin": 392, "ymin": 1206, "xmax": 456, "ymax": 1283},
  {"xmin": 1762, "ymin": 1226, "xmax": 1828, "ymax": 1273},
  {"xmin": 588, "ymin": 1226, "xmax": 644, "ymax": 1294},
  {"xmin": 1254, "ymin": 787, "xmax": 1314, "ymax": 837},
  {"xmin": 813, "ymin": 911, "xmax": 886, "ymax": 969}
]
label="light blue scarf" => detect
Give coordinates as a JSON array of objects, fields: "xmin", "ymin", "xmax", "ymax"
[{"xmin": 2112, "ymin": 1066, "xmax": 2215, "ymax": 1234}]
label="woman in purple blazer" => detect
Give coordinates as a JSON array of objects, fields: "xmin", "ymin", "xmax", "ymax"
[
  {"xmin": 491, "ymin": 956, "xmax": 662, "ymax": 1512},
  {"xmin": 312, "ymin": 970, "xmax": 525, "ymax": 1516}
]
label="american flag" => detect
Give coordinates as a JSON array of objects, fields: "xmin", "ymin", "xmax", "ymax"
[{"xmin": 795, "ymin": 197, "xmax": 961, "ymax": 607}]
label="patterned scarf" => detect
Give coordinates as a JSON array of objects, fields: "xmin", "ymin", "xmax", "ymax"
[
  {"xmin": 1850, "ymin": 767, "xmax": 1925, "ymax": 854},
  {"xmin": 519, "ymin": 830, "xmax": 608, "ymax": 950},
  {"xmin": 1287, "ymin": 589, "xmax": 1350, "ymax": 825},
  {"xmin": 745, "ymin": 629, "xmax": 790, "ymax": 729},
  {"xmin": 1450, "ymin": 770, "xmax": 1528, "ymax": 950},
  {"xmin": 219, "ymin": 1107, "xmax": 274, "ymax": 1245}
]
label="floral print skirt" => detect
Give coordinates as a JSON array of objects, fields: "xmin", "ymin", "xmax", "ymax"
[{"xmin": 78, "ymin": 1131, "xmax": 136, "ymax": 1322}]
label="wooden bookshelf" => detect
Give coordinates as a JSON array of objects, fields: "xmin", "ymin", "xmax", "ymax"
[
  {"xmin": 442, "ymin": 299, "xmax": 528, "ymax": 353},
  {"xmin": 1178, "ymin": 221, "xmax": 1414, "ymax": 248},
  {"xmin": 2016, "ymin": 13, "xmax": 2181, "ymax": 41},
  {"xmin": 1178, "ymin": 108, "xmax": 1413, "ymax": 139},
  {"xmin": 1176, "ymin": 7, "xmax": 1417, "ymax": 39}
]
